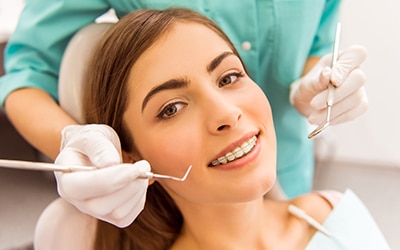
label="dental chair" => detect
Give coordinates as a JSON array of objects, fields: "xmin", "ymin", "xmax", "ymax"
[{"xmin": 59, "ymin": 22, "xmax": 113, "ymax": 123}]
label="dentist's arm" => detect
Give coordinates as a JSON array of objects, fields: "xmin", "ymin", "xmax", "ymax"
[
  {"xmin": 5, "ymin": 88, "xmax": 74, "ymax": 160},
  {"xmin": 1, "ymin": 0, "xmax": 112, "ymax": 159}
]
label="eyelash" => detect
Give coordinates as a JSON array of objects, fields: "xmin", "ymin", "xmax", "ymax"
[
  {"xmin": 156, "ymin": 102, "xmax": 186, "ymax": 120},
  {"xmin": 218, "ymin": 71, "xmax": 246, "ymax": 87},
  {"xmin": 156, "ymin": 71, "xmax": 246, "ymax": 120}
]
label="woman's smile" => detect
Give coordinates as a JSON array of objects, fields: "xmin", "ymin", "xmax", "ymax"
[
  {"xmin": 208, "ymin": 132, "xmax": 261, "ymax": 169},
  {"xmin": 209, "ymin": 135, "xmax": 257, "ymax": 166}
]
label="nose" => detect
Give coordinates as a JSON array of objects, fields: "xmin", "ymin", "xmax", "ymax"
[{"xmin": 205, "ymin": 95, "xmax": 242, "ymax": 133}]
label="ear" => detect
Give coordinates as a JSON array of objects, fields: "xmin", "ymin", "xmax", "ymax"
[
  {"xmin": 122, "ymin": 151, "xmax": 156, "ymax": 185},
  {"xmin": 121, "ymin": 150, "xmax": 137, "ymax": 164}
]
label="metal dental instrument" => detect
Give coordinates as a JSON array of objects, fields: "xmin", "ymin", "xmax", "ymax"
[
  {"xmin": 0, "ymin": 159, "xmax": 96, "ymax": 172},
  {"xmin": 0, "ymin": 158, "xmax": 192, "ymax": 182},
  {"xmin": 308, "ymin": 22, "xmax": 341, "ymax": 139},
  {"xmin": 140, "ymin": 165, "xmax": 192, "ymax": 182}
]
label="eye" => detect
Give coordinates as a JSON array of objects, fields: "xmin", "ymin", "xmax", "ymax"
[
  {"xmin": 157, "ymin": 102, "xmax": 186, "ymax": 119},
  {"xmin": 219, "ymin": 72, "xmax": 245, "ymax": 87}
]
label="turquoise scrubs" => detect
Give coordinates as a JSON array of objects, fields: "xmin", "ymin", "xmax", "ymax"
[{"xmin": 0, "ymin": 0, "xmax": 340, "ymax": 198}]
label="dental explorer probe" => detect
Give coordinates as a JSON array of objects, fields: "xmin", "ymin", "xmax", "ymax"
[
  {"xmin": 0, "ymin": 159, "xmax": 192, "ymax": 182},
  {"xmin": 139, "ymin": 165, "xmax": 192, "ymax": 182},
  {"xmin": 0, "ymin": 159, "xmax": 96, "ymax": 172},
  {"xmin": 308, "ymin": 22, "xmax": 341, "ymax": 139}
]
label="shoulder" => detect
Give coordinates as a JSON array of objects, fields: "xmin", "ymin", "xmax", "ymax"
[
  {"xmin": 290, "ymin": 190, "xmax": 344, "ymax": 225},
  {"xmin": 34, "ymin": 198, "xmax": 97, "ymax": 250},
  {"xmin": 313, "ymin": 189, "xmax": 344, "ymax": 208}
]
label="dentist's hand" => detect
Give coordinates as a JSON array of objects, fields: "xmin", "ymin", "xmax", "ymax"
[
  {"xmin": 54, "ymin": 124, "xmax": 150, "ymax": 228},
  {"xmin": 290, "ymin": 45, "xmax": 368, "ymax": 125}
]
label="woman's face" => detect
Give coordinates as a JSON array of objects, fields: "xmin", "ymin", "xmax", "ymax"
[{"xmin": 123, "ymin": 22, "xmax": 276, "ymax": 205}]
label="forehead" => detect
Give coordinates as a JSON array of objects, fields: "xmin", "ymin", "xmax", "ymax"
[
  {"xmin": 127, "ymin": 21, "xmax": 233, "ymax": 95},
  {"xmin": 139, "ymin": 21, "xmax": 231, "ymax": 64}
]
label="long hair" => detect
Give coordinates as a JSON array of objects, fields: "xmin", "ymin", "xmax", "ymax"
[{"xmin": 83, "ymin": 8, "xmax": 243, "ymax": 249}]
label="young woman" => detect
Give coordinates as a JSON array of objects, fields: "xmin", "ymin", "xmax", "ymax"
[{"xmin": 34, "ymin": 8, "xmax": 381, "ymax": 250}]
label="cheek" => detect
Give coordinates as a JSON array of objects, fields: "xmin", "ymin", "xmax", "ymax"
[
  {"xmin": 245, "ymin": 85, "xmax": 274, "ymax": 122},
  {"xmin": 134, "ymin": 125, "xmax": 200, "ymax": 175},
  {"xmin": 134, "ymin": 122, "xmax": 212, "ymax": 201}
]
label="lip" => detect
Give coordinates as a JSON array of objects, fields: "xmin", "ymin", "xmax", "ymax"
[{"xmin": 207, "ymin": 132, "xmax": 260, "ymax": 168}]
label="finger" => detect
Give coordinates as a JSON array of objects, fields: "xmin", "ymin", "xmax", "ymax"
[
  {"xmin": 57, "ymin": 162, "xmax": 150, "ymax": 200},
  {"xmin": 83, "ymin": 125, "xmax": 123, "ymax": 167},
  {"xmin": 329, "ymin": 88, "xmax": 369, "ymax": 124},
  {"xmin": 62, "ymin": 125, "xmax": 122, "ymax": 167},
  {"xmin": 332, "ymin": 68, "xmax": 367, "ymax": 103},
  {"xmin": 307, "ymin": 108, "xmax": 328, "ymax": 125},
  {"xmin": 75, "ymin": 179, "xmax": 147, "ymax": 219},
  {"xmin": 111, "ymin": 207, "xmax": 144, "ymax": 228},
  {"xmin": 55, "ymin": 147, "xmax": 93, "ymax": 166},
  {"xmin": 73, "ymin": 181, "xmax": 147, "ymax": 227},
  {"xmin": 309, "ymin": 66, "xmax": 332, "ymax": 93},
  {"xmin": 293, "ymin": 66, "xmax": 331, "ymax": 113},
  {"xmin": 311, "ymin": 68, "xmax": 366, "ymax": 109},
  {"xmin": 110, "ymin": 183, "xmax": 147, "ymax": 227},
  {"xmin": 331, "ymin": 45, "xmax": 368, "ymax": 86},
  {"xmin": 309, "ymin": 87, "xmax": 368, "ymax": 125}
]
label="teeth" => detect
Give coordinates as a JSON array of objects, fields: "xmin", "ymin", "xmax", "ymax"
[
  {"xmin": 226, "ymin": 152, "xmax": 235, "ymax": 161},
  {"xmin": 217, "ymin": 156, "xmax": 228, "ymax": 164},
  {"xmin": 233, "ymin": 147, "xmax": 244, "ymax": 158},
  {"xmin": 210, "ymin": 136, "xmax": 257, "ymax": 167}
]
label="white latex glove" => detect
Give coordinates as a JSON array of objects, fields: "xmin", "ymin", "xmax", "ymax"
[
  {"xmin": 290, "ymin": 45, "xmax": 368, "ymax": 125},
  {"xmin": 54, "ymin": 124, "xmax": 150, "ymax": 228}
]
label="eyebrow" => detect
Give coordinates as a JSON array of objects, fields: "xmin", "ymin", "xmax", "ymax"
[
  {"xmin": 207, "ymin": 51, "xmax": 235, "ymax": 73},
  {"xmin": 142, "ymin": 78, "xmax": 188, "ymax": 112},
  {"xmin": 141, "ymin": 51, "xmax": 235, "ymax": 112}
]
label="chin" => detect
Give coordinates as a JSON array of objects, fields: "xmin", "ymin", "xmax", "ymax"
[{"xmin": 230, "ymin": 172, "xmax": 277, "ymax": 203}]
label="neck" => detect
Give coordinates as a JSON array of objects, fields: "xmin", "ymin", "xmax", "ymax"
[{"xmin": 172, "ymin": 198, "xmax": 284, "ymax": 250}]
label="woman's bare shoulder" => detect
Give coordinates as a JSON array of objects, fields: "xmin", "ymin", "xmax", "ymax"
[
  {"xmin": 290, "ymin": 190, "xmax": 344, "ymax": 224},
  {"xmin": 34, "ymin": 198, "xmax": 97, "ymax": 250}
]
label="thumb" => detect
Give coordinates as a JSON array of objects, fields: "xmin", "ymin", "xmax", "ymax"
[
  {"xmin": 316, "ymin": 66, "xmax": 332, "ymax": 92},
  {"xmin": 302, "ymin": 53, "xmax": 333, "ymax": 93},
  {"xmin": 61, "ymin": 124, "xmax": 123, "ymax": 168}
]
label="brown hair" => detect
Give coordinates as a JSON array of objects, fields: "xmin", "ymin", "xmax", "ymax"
[{"xmin": 83, "ymin": 8, "xmax": 243, "ymax": 249}]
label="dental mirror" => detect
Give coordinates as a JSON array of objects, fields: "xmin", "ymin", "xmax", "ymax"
[{"xmin": 308, "ymin": 22, "xmax": 341, "ymax": 139}]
